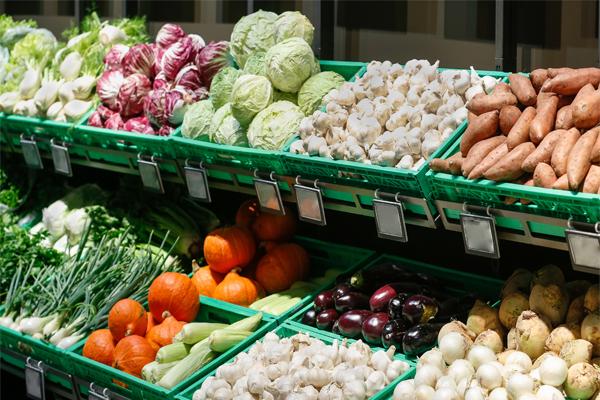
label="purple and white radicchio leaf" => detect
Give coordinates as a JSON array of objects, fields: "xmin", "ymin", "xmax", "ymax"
[
  {"xmin": 153, "ymin": 71, "xmax": 169, "ymax": 91},
  {"xmin": 152, "ymin": 44, "xmax": 164, "ymax": 74},
  {"xmin": 164, "ymin": 88, "xmax": 194, "ymax": 126},
  {"xmin": 174, "ymin": 64, "xmax": 202, "ymax": 91},
  {"xmin": 124, "ymin": 116, "xmax": 155, "ymax": 134},
  {"xmin": 144, "ymin": 89, "xmax": 167, "ymax": 127},
  {"xmin": 156, "ymin": 23, "xmax": 185, "ymax": 49},
  {"xmin": 117, "ymin": 73, "xmax": 152, "ymax": 118},
  {"xmin": 87, "ymin": 111, "xmax": 103, "ymax": 127},
  {"xmin": 104, "ymin": 113, "xmax": 124, "ymax": 130},
  {"xmin": 195, "ymin": 41, "xmax": 229, "ymax": 87},
  {"xmin": 104, "ymin": 44, "xmax": 129, "ymax": 72},
  {"xmin": 161, "ymin": 36, "xmax": 193, "ymax": 81},
  {"xmin": 97, "ymin": 70, "xmax": 125, "ymax": 111},
  {"xmin": 157, "ymin": 125, "xmax": 174, "ymax": 136},
  {"xmin": 122, "ymin": 44, "xmax": 156, "ymax": 79},
  {"xmin": 96, "ymin": 104, "xmax": 116, "ymax": 120},
  {"xmin": 188, "ymin": 34, "xmax": 206, "ymax": 60}
]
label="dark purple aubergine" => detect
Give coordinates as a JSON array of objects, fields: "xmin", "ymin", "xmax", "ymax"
[
  {"xmin": 388, "ymin": 294, "xmax": 410, "ymax": 320},
  {"xmin": 332, "ymin": 320, "xmax": 341, "ymax": 335},
  {"xmin": 402, "ymin": 323, "xmax": 445, "ymax": 356},
  {"xmin": 301, "ymin": 308, "xmax": 317, "ymax": 326},
  {"xmin": 381, "ymin": 319, "xmax": 411, "ymax": 349},
  {"xmin": 314, "ymin": 290, "xmax": 335, "ymax": 312},
  {"xmin": 370, "ymin": 285, "xmax": 398, "ymax": 312},
  {"xmin": 402, "ymin": 294, "xmax": 439, "ymax": 325},
  {"xmin": 332, "ymin": 283, "xmax": 353, "ymax": 300},
  {"xmin": 337, "ymin": 310, "xmax": 373, "ymax": 338},
  {"xmin": 361, "ymin": 312, "xmax": 390, "ymax": 345},
  {"xmin": 316, "ymin": 309, "xmax": 339, "ymax": 330},
  {"xmin": 334, "ymin": 292, "xmax": 369, "ymax": 313}
]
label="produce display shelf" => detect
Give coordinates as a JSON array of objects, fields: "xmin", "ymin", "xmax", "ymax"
[
  {"xmin": 174, "ymin": 322, "xmax": 416, "ymax": 400},
  {"xmin": 68, "ymin": 297, "xmax": 277, "ymax": 400},
  {"xmin": 2, "ymin": 113, "xmax": 85, "ymax": 143}
]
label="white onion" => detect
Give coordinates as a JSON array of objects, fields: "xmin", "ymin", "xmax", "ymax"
[
  {"xmin": 489, "ymin": 387, "xmax": 509, "ymax": 400},
  {"xmin": 507, "ymin": 372, "xmax": 534, "ymax": 399},
  {"xmin": 435, "ymin": 376, "xmax": 457, "ymax": 390},
  {"xmin": 415, "ymin": 385, "xmax": 435, "ymax": 400},
  {"xmin": 536, "ymin": 385, "xmax": 565, "ymax": 400},
  {"xmin": 432, "ymin": 387, "xmax": 459, "ymax": 400},
  {"xmin": 440, "ymin": 332, "xmax": 470, "ymax": 364},
  {"xmin": 467, "ymin": 345, "xmax": 497, "ymax": 369},
  {"xmin": 415, "ymin": 364, "xmax": 443, "ymax": 388},
  {"xmin": 448, "ymin": 359, "xmax": 475, "ymax": 383},
  {"xmin": 506, "ymin": 351, "xmax": 533, "ymax": 373},
  {"xmin": 464, "ymin": 386, "xmax": 486, "ymax": 400},
  {"xmin": 476, "ymin": 362, "xmax": 503, "ymax": 390}
]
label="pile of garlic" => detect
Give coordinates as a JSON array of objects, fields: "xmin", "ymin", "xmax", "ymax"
[
  {"xmin": 290, "ymin": 59, "xmax": 500, "ymax": 170},
  {"xmin": 193, "ymin": 332, "xmax": 410, "ymax": 400}
]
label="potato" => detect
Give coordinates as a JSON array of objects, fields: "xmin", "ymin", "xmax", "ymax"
[
  {"xmin": 530, "ymin": 94, "xmax": 559, "ymax": 144},
  {"xmin": 430, "ymin": 158, "xmax": 450, "ymax": 173},
  {"xmin": 507, "ymin": 106, "xmax": 537, "ymax": 150},
  {"xmin": 572, "ymin": 89, "xmax": 600, "ymax": 129},
  {"xmin": 555, "ymin": 105, "xmax": 574, "ymax": 129},
  {"xmin": 530, "ymin": 69, "xmax": 548, "ymax": 92},
  {"xmin": 484, "ymin": 142, "xmax": 535, "ymax": 181},
  {"xmin": 530, "ymin": 283, "xmax": 569, "ymax": 326},
  {"xmin": 462, "ymin": 135, "xmax": 506, "ymax": 177},
  {"xmin": 467, "ymin": 300, "xmax": 503, "ymax": 336},
  {"xmin": 567, "ymin": 128, "xmax": 599, "ymax": 190},
  {"xmin": 509, "ymin": 73, "xmax": 537, "ymax": 106},
  {"xmin": 520, "ymin": 179, "xmax": 534, "ymax": 205},
  {"xmin": 591, "ymin": 133, "xmax": 600, "ymax": 163},
  {"xmin": 460, "ymin": 110, "xmax": 499, "ymax": 156},
  {"xmin": 493, "ymin": 82, "xmax": 512, "ymax": 94},
  {"xmin": 566, "ymin": 295, "xmax": 585, "ymax": 323},
  {"xmin": 533, "ymin": 162, "xmax": 558, "ymax": 188},
  {"xmin": 552, "ymin": 174, "xmax": 570, "ymax": 190},
  {"xmin": 582, "ymin": 165, "xmax": 600, "ymax": 193},
  {"xmin": 447, "ymin": 153, "xmax": 464, "ymax": 175},
  {"xmin": 541, "ymin": 68, "xmax": 600, "ymax": 95},
  {"xmin": 499, "ymin": 105, "xmax": 522, "ymax": 135},
  {"xmin": 467, "ymin": 92, "xmax": 518, "ymax": 116},
  {"xmin": 551, "ymin": 127, "xmax": 581, "ymax": 176},
  {"xmin": 521, "ymin": 129, "xmax": 565, "ymax": 172},
  {"xmin": 468, "ymin": 143, "xmax": 509, "ymax": 180},
  {"xmin": 547, "ymin": 67, "xmax": 575, "ymax": 78}
]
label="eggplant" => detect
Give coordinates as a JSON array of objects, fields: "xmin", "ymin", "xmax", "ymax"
[
  {"xmin": 334, "ymin": 292, "xmax": 369, "ymax": 313},
  {"xmin": 369, "ymin": 285, "xmax": 397, "ymax": 312},
  {"xmin": 332, "ymin": 320, "xmax": 341, "ymax": 335},
  {"xmin": 350, "ymin": 263, "xmax": 443, "ymax": 293},
  {"xmin": 361, "ymin": 312, "xmax": 390, "ymax": 345},
  {"xmin": 335, "ymin": 271, "xmax": 353, "ymax": 285},
  {"xmin": 301, "ymin": 308, "xmax": 317, "ymax": 326},
  {"xmin": 402, "ymin": 294, "xmax": 439, "ymax": 325},
  {"xmin": 381, "ymin": 319, "xmax": 411, "ymax": 349},
  {"xmin": 332, "ymin": 283, "xmax": 353, "ymax": 300},
  {"xmin": 402, "ymin": 323, "xmax": 445, "ymax": 356},
  {"xmin": 388, "ymin": 294, "xmax": 410, "ymax": 320},
  {"xmin": 316, "ymin": 309, "xmax": 339, "ymax": 330},
  {"xmin": 337, "ymin": 310, "xmax": 373, "ymax": 338},
  {"xmin": 314, "ymin": 290, "xmax": 335, "ymax": 312}
]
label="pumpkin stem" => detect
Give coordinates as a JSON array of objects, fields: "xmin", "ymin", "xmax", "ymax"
[
  {"xmin": 231, "ymin": 267, "xmax": 242, "ymax": 274},
  {"xmin": 192, "ymin": 260, "xmax": 200, "ymax": 273},
  {"xmin": 162, "ymin": 311, "xmax": 172, "ymax": 320}
]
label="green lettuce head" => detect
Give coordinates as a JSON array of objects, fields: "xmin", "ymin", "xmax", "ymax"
[
  {"xmin": 247, "ymin": 101, "xmax": 304, "ymax": 150},
  {"xmin": 243, "ymin": 52, "xmax": 267, "ymax": 76},
  {"xmin": 231, "ymin": 74, "xmax": 273, "ymax": 126},
  {"xmin": 265, "ymin": 37, "xmax": 314, "ymax": 93},
  {"xmin": 274, "ymin": 11, "xmax": 314, "ymax": 45},
  {"xmin": 182, "ymin": 99, "xmax": 214, "ymax": 139},
  {"xmin": 210, "ymin": 66, "xmax": 244, "ymax": 110},
  {"xmin": 298, "ymin": 71, "xmax": 345, "ymax": 115},
  {"xmin": 273, "ymin": 89, "xmax": 297, "ymax": 104},
  {"xmin": 230, "ymin": 10, "xmax": 277, "ymax": 68},
  {"xmin": 209, "ymin": 103, "xmax": 247, "ymax": 147}
]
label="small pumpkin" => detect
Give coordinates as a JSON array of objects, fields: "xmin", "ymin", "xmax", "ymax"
[
  {"xmin": 148, "ymin": 272, "xmax": 199, "ymax": 323},
  {"xmin": 108, "ymin": 299, "xmax": 147, "ymax": 341},
  {"xmin": 251, "ymin": 207, "xmax": 296, "ymax": 242},
  {"xmin": 255, "ymin": 243, "xmax": 310, "ymax": 293},
  {"xmin": 146, "ymin": 316, "xmax": 185, "ymax": 349},
  {"xmin": 191, "ymin": 263, "xmax": 224, "ymax": 296},
  {"xmin": 212, "ymin": 269, "xmax": 261, "ymax": 306},
  {"xmin": 146, "ymin": 313, "xmax": 156, "ymax": 333},
  {"xmin": 204, "ymin": 226, "xmax": 256, "ymax": 274},
  {"xmin": 83, "ymin": 329, "xmax": 115, "ymax": 366},
  {"xmin": 236, "ymin": 198, "xmax": 260, "ymax": 228},
  {"xmin": 113, "ymin": 335, "xmax": 157, "ymax": 378}
]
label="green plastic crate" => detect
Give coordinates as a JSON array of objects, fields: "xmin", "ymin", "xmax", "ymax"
[
  {"xmin": 175, "ymin": 323, "xmax": 416, "ymax": 400},
  {"xmin": 68, "ymin": 297, "xmax": 276, "ymax": 400},
  {"xmin": 205, "ymin": 235, "xmax": 375, "ymax": 322},
  {"xmin": 2, "ymin": 113, "xmax": 82, "ymax": 144}
]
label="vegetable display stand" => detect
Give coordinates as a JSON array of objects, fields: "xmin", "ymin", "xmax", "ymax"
[
  {"xmin": 174, "ymin": 323, "xmax": 416, "ymax": 400},
  {"xmin": 68, "ymin": 297, "xmax": 276, "ymax": 400},
  {"xmin": 2, "ymin": 114, "xmax": 82, "ymax": 145}
]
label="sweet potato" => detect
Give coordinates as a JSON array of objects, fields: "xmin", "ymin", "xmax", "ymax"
[
  {"xmin": 573, "ymin": 83, "xmax": 595, "ymax": 103},
  {"xmin": 493, "ymin": 82, "xmax": 512, "ymax": 94},
  {"xmin": 499, "ymin": 106, "xmax": 522, "ymax": 135},
  {"xmin": 507, "ymin": 106, "xmax": 537, "ymax": 150},
  {"xmin": 591, "ymin": 133, "xmax": 600, "ymax": 163},
  {"xmin": 582, "ymin": 165, "xmax": 600, "ymax": 193},
  {"xmin": 572, "ymin": 89, "xmax": 600, "ymax": 129},
  {"xmin": 447, "ymin": 153, "xmax": 464, "ymax": 175},
  {"xmin": 533, "ymin": 163, "xmax": 558, "ymax": 188},
  {"xmin": 521, "ymin": 129, "xmax": 565, "ymax": 172},
  {"xmin": 541, "ymin": 68, "xmax": 600, "ymax": 95},
  {"xmin": 557, "ymin": 95, "xmax": 575, "ymax": 109},
  {"xmin": 547, "ymin": 67, "xmax": 575, "ymax": 78},
  {"xmin": 484, "ymin": 142, "xmax": 536, "ymax": 181},
  {"xmin": 530, "ymin": 94, "xmax": 559, "ymax": 144},
  {"xmin": 468, "ymin": 112, "xmax": 477, "ymax": 124},
  {"xmin": 520, "ymin": 179, "xmax": 534, "ymax": 205},
  {"xmin": 430, "ymin": 158, "xmax": 450, "ymax": 173},
  {"xmin": 567, "ymin": 128, "xmax": 599, "ymax": 190},
  {"xmin": 460, "ymin": 110, "xmax": 499, "ymax": 156},
  {"xmin": 552, "ymin": 174, "xmax": 569, "ymax": 190},
  {"xmin": 555, "ymin": 105, "xmax": 573, "ymax": 129},
  {"xmin": 530, "ymin": 69, "xmax": 548, "ymax": 93},
  {"xmin": 462, "ymin": 136, "xmax": 507, "ymax": 177},
  {"xmin": 552, "ymin": 127, "xmax": 581, "ymax": 176},
  {"xmin": 509, "ymin": 74, "xmax": 537, "ymax": 106},
  {"xmin": 468, "ymin": 143, "xmax": 509, "ymax": 180},
  {"xmin": 467, "ymin": 92, "xmax": 518, "ymax": 116}
]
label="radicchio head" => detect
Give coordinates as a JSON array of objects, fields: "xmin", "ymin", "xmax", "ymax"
[
  {"xmin": 174, "ymin": 64, "xmax": 202, "ymax": 91},
  {"xmin": 164, "ymin": 87, "xmax": 195, "ymax": 126},
  {"xmin": 97, "ymin": 70, "xmax": 124, "ymax": 111},
  {"xmin": 104, "ymin": 113, "xmax": 124, "ymax": 130},
  {"xmin": 157, "ymin": 125, "xmax": 174, "ymax": 136},
  {"xmin": 195, "ymin": 41, "xmax": 229, "ymax": 87},
  {"xmin": 156, "ymin": 23, "xmax": 186, "ymax": 49},
  {"xmin": 144, "ymin": 89, "xmax": 167, "ymax": 127},
  {"xmin": 104, "ymin": 44, "xmax": 129, "ymax": 72},
  {"xmin": 96, "ymin": 104, "xmax": 115, "ymax": 120},
  {"xmin": 188, "ymin": 34, "xmax": 206, "ymax": 60},
  {"xmin": 123, "ymin": 116, "xmax": 155, "ymax": 134},
  {"xmin": 117, "ymin": 73, "xmax": 152, "ymax": 118},
  {"xmin": 122, "ymin": 44, "xmax": 156, "ymax": 79},
  {"xmin": 161, "ymin": 36, "xmax": 193, "ymax": 81},
  {"xmin": 153, "ymin": 71, "xmax": 169, "ymax": 91},
  {"xmin": 87, "ymin": 111, "xmax": 103, "ymax": 127}
]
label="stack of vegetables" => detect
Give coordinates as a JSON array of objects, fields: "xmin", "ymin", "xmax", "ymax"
[
  {"xmin": 181, "ymin": 10, "xmax": 348, "ymax": 151},
  {"xmin": 88, "ymin": 23, "xmax": 228, "ymax": 135},
  {"xmin": 0, "ymin": 15, "xmax": 37, "ymax": 92},
  {"xmin": 393, "ymin": 265, "xmax": 600, "ymax": 400},
  {"xmin": 432, "ymin": 67, "xmax": 600, "ymax": 196}
]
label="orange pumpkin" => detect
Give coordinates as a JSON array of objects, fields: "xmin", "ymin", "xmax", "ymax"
[
  {"xmin": 191, "ymin": 264, "xmax": 224, "ymax": 297},
  {"xmin": 113, "ymin": 335, "xmax": 156, "ymax": 378},
  {"xmin": 108, "ymin": 299, "xmax": 147, "ymax": 341},
  {"xmin": 146, "ymin": 313, "xmax": 156, "ymax": 333},
  {"xmin": 212, "ymin": 270, "xmax": 261, "ymax": 306},
  {"xmin": 255, "ymin": 243, "xmax": 310, "ymax": 293},
  {"xmin": 236, "ymin": 199, "xmax": 260, "ymax": 228},
  {"xmin": 83, "ymin": 329, "xmax": 115, "ymax": 366},
  {"xmin": 146, "ymin": 316, "xmax": 185, "ymax": 349},
  {"xmin": 148, "ymin": 272, "xmax": 199, "ymax": 323},
  {"xmin": 204, "ymin": 226, "xmax": 256, "ymax": 274},
  {"xmin": 251, "ymin": 207, "xmax": 296, "ymax": 242}
]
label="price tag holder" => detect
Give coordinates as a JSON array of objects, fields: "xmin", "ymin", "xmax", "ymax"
[
  {"xmin": 294, "ymin": 177, "xmax": 326, "ymax": 226},
  {"xmin": 373, "ymin": 191, "xmax": 407, "ymax": 242},
  {"xmin": 50, "ymin": 139, "xmax": 72, "ymax": 177},
  {"xmin": 565, "ymin": 221, "xmax": 600, "ymax": 275},
  {"xmin": 460, "ymin": 206, "xmax": 500, "ymax": 259},
  {"xmin": 25, "ymin": 358, "xmax": 45, "ymax": 400},
  {"xmin": 20, "ymin": 136, "xmax": 43, "ymax": 170},
  {"xmin": 254, "ymin": 171, "xmax": 284, "ymax": 215},
  {"xmin": 138, "ymin": 154, "xmax": 164, "ymax": 194},
  {"xmin": 88, "ymin": 383, "xmax": 111, "ymax": 400},
  {"xmin": 184, "ymin": 160, "xmax": 211, "ymax": 202}
]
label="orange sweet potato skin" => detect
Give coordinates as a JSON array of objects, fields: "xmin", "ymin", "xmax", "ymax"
[
  {"xmin": 566, "ymin": 128, "xmax": 599, "ymax": 190},
  {"xmin": 509, "ymin": 74, "xmax": 537, "ymax": 106},
  {"xmin": 591, "ymin": 133, "xmax": 600, "ymax": 163},
  {"xmin": 547, "ymin": 67, "xmax": 575, "ymax": 78},
  {"xmin": 530, "ymin": 69, "xmax": 548, "ymax": 93},
  {"xmin": 460, "ymin": 110, "xmax": 499, "ymax": 157},
  {"xmin": 483, "ymin": 142, "xmax": 535, "ymax": 182},
  {"xmin": 521, "ymin": 129, "xmax": 564, "ymax": 173},
  {"xmin": 572, "ymin": 89, "xmax": 600, "ymax": 129},
  {"xmin": 541, "ymin": 68, "xmax": 600, "ymax": 95},
  {"xmin": 530, "ymin": 94, "xmax": 559, "ymax": 144},
  {"xmin": 582, "ymin": 165, "xmax": 600, "ymax": 194},
  {"xmin": 468, "ymin": 143, "xmax": 509, "ymax": 180},
  {"xmin": 467, "ymin": 92, "xmax": 518, "ymax": 116},
  {"xmin": 552, "ymin": 174, "xmax": 569, "ymax": 190},
  {"xmin": 462, "ymin": 136, "xmax": 506, "ymax": 177},
  {"xmin": 499, "ymin": 106, "xmax": 522, "ymax": 135},
  {"xmin": 555, "ymin": 105, "xmax": 573, "ymax": 130},
  {"xmin": 430, "ymin": 158, "xmax": 450, "ymax": 173},
  {"xmin": 447, "ymin": 153, "xmax": 464, "ymax": 176},
  {"xmin": 533, "ymin": 163, "xmax": 558, "ymax": 188},
  {"xmin": 551, "ymin": 127, "xmax": 581, "ymax": 177},
  {"xmin": 507, "ymin": 107, "xmax": 537, "ymax": 150}
]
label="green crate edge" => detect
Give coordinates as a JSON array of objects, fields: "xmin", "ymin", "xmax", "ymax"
[
  {"xmin": 2, "ymin": 113, "xmax": 81, "ymax": 142},
  {"xmin": 175, "ymin": 322, "xmax": 416, "ymax": 400}
]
